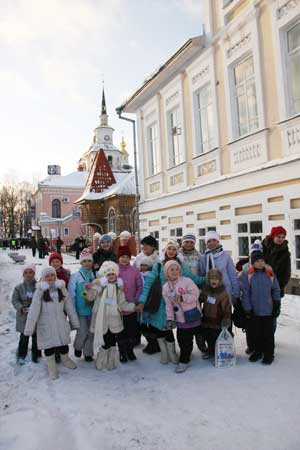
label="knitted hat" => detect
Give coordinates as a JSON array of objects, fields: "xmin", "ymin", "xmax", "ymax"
[
  {"xmin": 207, "ymin": 268, "xmax": 223, "ymax": 281},
  {"xmin": 164, "ymin": 260, "xmax": 182, "ymax": 277},
  {"xmin": 182, "ymin": 234, "xmax": 196, "ymax": 244},
  {"xmin": 204, "ymin": 230, "xmax": 220, "ymax": 244},
  {"xmin": 118, "ymin": 246, "xmax": 132, "ymax": 258},
  {"xmin": 41, "ymin": 266, "xmax": 57, "ymax": 280},
  {"xmin": 49, "ymin": 252, "xmax": 63, "ymax": 265},
  {"xmin": 80, "ymin": 248, "xmax": 93, "ymax": 262},
  {"xmin": 250, "ymin": 239, "xmax": 263, "ymax": 255},
  {"xmin": 139, "ymin": 256, "xmax": 154, "ymax": 268},
  {"xmin": 99, "ymin": 261, "xmax": 119, "ymax": 277},
  {"xmin": 251, "ymin": 250, "xmax": 265, "ymax": 264},
  {"xmin": 107, "ymin": 232, "xmax": 117, "ymax": 240},
  {"xmin": 164, "ymin": 239, "xmax": 179, "ymax": 252},
  {"xmin": 141, "ymin": 235, "xmax": 157, "ymax": 248},
  {"xmin": 270, "ymin": 226, "xmax": 286, "ymax": 239},
  {"xmin": 100, "ymin": 234, "xmax": 112, "ymax": 244},
  {"xmin": 22, "ymin": 263, "xmax": 36, "ymax": 274},
  {"xmin": 120, "ymin": 231, "xmax": 131, "ymax": 238}
]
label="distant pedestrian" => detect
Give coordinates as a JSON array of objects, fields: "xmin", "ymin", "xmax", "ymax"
[
  {"xmin": 55, "ymin": 237, "xmax": 64, "ymax": 254},
  {"xmin": 31, "ymin": 237, "xmax": 37, "ymax": 258}
]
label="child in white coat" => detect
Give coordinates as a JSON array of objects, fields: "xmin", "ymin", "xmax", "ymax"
[
  {"xmin": 85, "ymin": 261, "xmax": 143, "ymax": 370},
  {"xmin": 24, "ymin": 267, "xmax": 80, "ymax": 380}
]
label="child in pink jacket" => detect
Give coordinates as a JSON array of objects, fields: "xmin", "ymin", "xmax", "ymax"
[{"xmin": 163, "ymin": 260, "xmax": 201, "ymax": 373}]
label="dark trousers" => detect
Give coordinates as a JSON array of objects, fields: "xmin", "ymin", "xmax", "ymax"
[
  {"xmin": 44, "ymin": 345, "xmax": 69, "ymax": 357},
  {"xmin": 249, "ymin": 316, "xmax": 274, "ymax": 358},
  {"xmin": 245, "ymin": 320, "xmax": 254, "ymax": 352},
  {"xmin": 122, "ymin": 313, "xmax": 139, "ymax": 343},
  {"xmin": 76, "ymin": 249, "xmax": 80, "ymax": 260},
  {"xmin": 148, "ymin": 324, "xmax": 175, "ymax": 343},
  {"xmin": 32, "ymin": 248, "xmax": 36, "ymax": 257},
  {"xmin": 103, "ymin": 329, "xmax": 126, "ymax": 349},
  {"xmin": 38, "ymin": 249, "xmax": 44, "ymax": 259},
  {"xmin": 202, "ymin": 328, "xmax": 222, "ymax": 355},
  {"xmin": 177, "ymin": 326, "xmax": 202, "ymax": 363},
  {"xmin": 18, "ymin": 333, "xmax": 38, "ymax": 358}
]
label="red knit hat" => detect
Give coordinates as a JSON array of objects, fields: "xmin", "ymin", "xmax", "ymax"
[
  {"xmin": 270, "ymin": 226, "xmax": 286, "ymax": 239},
  {"xmin": 118, "ymin": 246, "xmax": 132, "ymax": 258},
  {"xmin": 49, "ymin": 252, "xmax": 63, "ymax": 265}
]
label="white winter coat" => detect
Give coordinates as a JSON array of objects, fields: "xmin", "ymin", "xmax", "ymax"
[{"xmin": 24, "ymin": 281, "xmax": 80, "ymax": 350}]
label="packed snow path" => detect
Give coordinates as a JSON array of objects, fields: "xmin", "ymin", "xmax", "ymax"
[{"xmin": 0, "ymin": 249, "xmax": 299, "ymax": 450}]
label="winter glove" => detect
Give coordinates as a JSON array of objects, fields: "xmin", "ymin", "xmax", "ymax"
[
  {"xmin": 117, "ymin": 278, "xmax": 124, "ymax": 288},
  {"xmin": 99, "ymin": 276, "xmax": 108, "ymax": 288},
  {"xmin": 245, "ymin": 310, "xmax": 253, "ymax": 320},
  {"xmin": 272, "ymin": 302, "xmax": 281, "ymax": 318},
  {"xmin": 167, "ymin": 320, "xmax": 174, "ymax": 330}
]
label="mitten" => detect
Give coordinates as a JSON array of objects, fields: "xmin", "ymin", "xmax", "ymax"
[
  {"xmin": 117, "ymin": 278, "xmax": 124, "ymax": 288},
  {"xmin": 99, "ymin": 276, "xmax": 108, "ymax": 288},
  {"xmin": 272, "ymin": 302, "xmax": 281, "ymax": 318}
]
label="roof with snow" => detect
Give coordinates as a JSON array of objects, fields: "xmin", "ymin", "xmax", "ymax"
[
  {"xmin": 38, "ymin": 171, "xmax": 88, "ymax": 189},
  {"xmin": 75, "ymin": 171, "xmax": 136, "ymax": 203}
]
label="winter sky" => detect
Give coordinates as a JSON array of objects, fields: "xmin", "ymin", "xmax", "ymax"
[{"xmin": 0, "ymin": 0, "xmax": 203, "ymax": 184}]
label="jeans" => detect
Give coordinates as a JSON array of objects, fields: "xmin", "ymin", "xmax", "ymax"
[{"xmin": 18, "ymin": 333, "xmax": 38, "ymax": 358}]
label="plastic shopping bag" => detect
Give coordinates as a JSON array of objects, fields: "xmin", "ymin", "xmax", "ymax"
[{"xmin": 215, "ymin": 327, "xmax": 236, "ymax": 368}]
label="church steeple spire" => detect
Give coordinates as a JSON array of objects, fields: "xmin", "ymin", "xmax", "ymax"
[{"xmin": 100, "ymin": 84, "xmax": 108, "ymax": 126}]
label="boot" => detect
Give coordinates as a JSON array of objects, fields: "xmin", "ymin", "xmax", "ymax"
[
  {"xmin": 46, "ymin": 354, "xmax": 59, "ymax": 380},
  {"xmin": 166, "ymin": 341, "xmax": 178, "ymax": 364},
  {"xmin": 143, "ymin": 339, "xmax": 160, "ymax": 355},
  {"xmin": 249, "ymin": 352, "xmax": 262, "ymax": 362},
  {"xmin": 126, "ymin": 340, "xmax": 137, "ymax": 361},
  {"xmin": 157, "ymin": 338, "xmax": 168, "ymax": 364},
  {"xmin": 175, "ymin": 363, "xmax": 189, "ymax": 373},
  {"xmin": 84, "ymin": 356, "xmax": 93, "ymax": 362},
  {"xmin": 107, "ymin": 347, "xmax": 117, "ymax": 370},
  {"xmin": 61, "ymin": 354, "xmax": 77, "ymax": 369},
  {"xmin": 31, "ymin": 352, "xmax": 39, "ymax": 363},
  {"xmin": 55, "ymin": 351, "xmax": 61, "ymax": 364},
  {"xmin": 95, "ymin": 348, "xmax": 108, "ymax": 370},
  {"xmin": 262, "ymin": 355, "xmax": 274, "ymax": 365},
  {"xmin": 195, "ymin": 334, "xmax": 208, "ymax": 353},
  {"xmin": 74, "ymin": 349, "xmax": 82, "ymax": 358},
  {"xmin": 118, "ymin": 341, "xmax": 128, "ymax": 363}
]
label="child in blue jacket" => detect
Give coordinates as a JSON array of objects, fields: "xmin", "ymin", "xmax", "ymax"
[
  {"xmin": 68, "ymin": 249, "xmax": 96, "ymax": 361},
  {"xmin": 240, "ymin": 249, "xmax": 281, "ymax": 365}
]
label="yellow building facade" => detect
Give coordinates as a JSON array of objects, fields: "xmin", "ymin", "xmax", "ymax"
[{"xmin": 119, "ymin": 0, "xmax": 300, "ymax": 291}]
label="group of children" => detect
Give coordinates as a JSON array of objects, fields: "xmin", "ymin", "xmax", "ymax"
[{"xmin": 11, "ymin": 231, "xmax": 282, "ymax": 380}]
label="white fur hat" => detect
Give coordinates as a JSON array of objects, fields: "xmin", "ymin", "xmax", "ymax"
[
  {"xmin": 120, "ymin": 231, "xmax": 131, "ymax": 238},
  {"xmin": 107, "ymin": 231, "xmax": 117, "ymax": 240},
  {"xmin": 80, "ymin": 248, "xmax": 93, "ymax": 262},
  {"xmin": 139, "ymin": 256, "xmax": 154, "ymax": 268},
  {"xmin": 22, "ymin": 263, "xmax": 36, "ymax": 274},
  {"xmin": 41, "ymin": 266, "xmax": 57, "ymax": 281},
  {"xmin": 99, "ymin": 261, "xmax": 119, "ymax": 277},
  {"xmin": 204, "ymin": 230, "xmax": 220, "ymax": 244},
  {"xmin": 164, "ymin": 239, "xmax": 179, "ymax": 252}
]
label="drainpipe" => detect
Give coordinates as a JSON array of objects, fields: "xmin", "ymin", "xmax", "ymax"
[{"xmin": 116, "ymin": 107, "xmax": 141, "ymax": 251}]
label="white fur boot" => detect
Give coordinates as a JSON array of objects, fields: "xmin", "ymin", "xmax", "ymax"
[
  {"xmin": 107, "ymin": 347, "xmax": 117, "ymax": 370},
  {"xmin": 166, "ymin": 341, "xmax": 179, "ymax": 364},
  {"xmin": 61, "ymin": 354, "xmax": 77, "ymax": 369},
  {"xmin": 95, "ymin": 348, "xmax": 108, "ymax": 370},
  {"xmin": 157, "ymin": 338, "xmax": 169, "ymax": 364},
  {"xmin": 46, "ymin": 354, "xmax": 59, "ymax": 380}
]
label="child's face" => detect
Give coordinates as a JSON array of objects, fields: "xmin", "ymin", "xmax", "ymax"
[
  {"xmin": 166, "ymin": 246, "xmax": 177, "ymax": 259},
  {"xmin": 207, "ymin": 239, "xmax": 219, "ymax": 250},
  {"xmin": 183, "ymin": 240, "xmax": 195, "ymax": 251},
  {"xmin": 140, "ymin": 263, "xmax": 150, "ymax": 273},
  {"xmin": 45, "ymin": 273, "xmax": 56, "ymax": 284},
  {"xmin": 142, "ymin": 244, "xmax": 154, "ymax": 256},
  {"xmin": 273, "ymin": 234, "xmax": 285, "ymax": 245},
  {"xmin": 50, "ymin": 258, "xmax": 62, "ymax": 271},
  {"xmin": 253, "ymin": 259, "xmax": 265, "ymax": 269},
  {"xmin": 168, "ymin": 265, "xmax": 181, "ymax": 281},
  {"xmin": 107, "ymin": 272, "xmax": 117, "ymax": 283},
  {"xmin": 209, "ymin": 276, "xmax": 220, "ymax": 288},
  {"xmin": 100, "ymin": 240, "xmax": 111, "ymax": 251},
  {"xmin": 119, "ymin": 255, "xmax": 130, "ymax": 265},
  {"xmin": 81, "ymin": 259, "xmax": 93, "ymax": 269},
  {"xmin": 23, "ymin": 269, "xmax": 35, "ymax": 282}
]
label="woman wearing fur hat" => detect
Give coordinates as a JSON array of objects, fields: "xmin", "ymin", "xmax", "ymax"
[
  {"xmin": 138, "ymin": 239, "xmax": 205, "ymax": 365},
  {"xmin": 92, "ymin": 234, "xmax": 117, "ymax": 271},
  {"xmin": 199, "ymin": 231, "xmax": 239, "ymax": 305},
  {"xmin": 262, "ymin": 226, "xmax": 291, "ymax": 298},
  {"xmin": 12, "ymin": 264, "xmax": 39, "ymax": 365},
  {"xmin": 117, "ymin": 246, "xmax": 143, "ymax": 362},
  {"xmin": 201, "ymin": 269, "xmax": 231, "ymax": 360},
  {"xmin": 163, "ymin": 260, "xmax": 201, "ymax": 373},
  {"xmin": 85, "ymin": 261, "xmax": 143, "ymax": 370},
  {"xmin": 24, "ymin": 267, "xmax": 80, "ymax": 379},
  {"xmin": 68, "ymin": 249, "xmax": 96, "ymax": 362}
]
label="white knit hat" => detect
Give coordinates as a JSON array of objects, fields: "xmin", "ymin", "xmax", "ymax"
[
  {"xmin": 107, "ymin": 231, "xmax": 117, "ymax": 240},
  {"xmin": 22, "ymin": 263, "xmax": 36, "ymax": 274},
  {"xmin": 41, "ymin": 266, "xmax": 57, "ymax": 281},
  {"xmin": 204, "ymin": 230, "xmax": 220, "ymax": 244},
  {"xmin": 164, "ymin": 239, "xmax": 179, "ymax": 251},
  {"xmin": 99, "ymin": 261, "xmax": 119, "ymax": 277},
  {"xmin": 120, "ymin": 231, "xmax": 131, "ymax": 238},
  {"xmin": 139, "ymin": 256, "xmax": 154, "ymax": 268},
  {"xmin": 80, "ymin": 248, "xmax": 93, "ymax": 262}
]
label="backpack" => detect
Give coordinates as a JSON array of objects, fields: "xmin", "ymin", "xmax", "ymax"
[
  {"xmin": 232, "ymin": 298, "xmax": 247, "ymax": 330},
  {"xmin": 143, "ymin": 263, "xmax": 162, "ymax": 314}
]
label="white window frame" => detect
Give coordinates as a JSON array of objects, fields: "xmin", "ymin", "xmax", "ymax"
[
  {"xmin": 108, "ymin": 207, "xmax": 116, "ymax": 233},
  {"xmin": 236, "ymin": 219, "xmax": 263, "ymax": 258},
  {"xmin": 286, "ymin": 20, "xmax": 300, "ymax": 116},
  {"xmin": 193, "ymin": 82, "xmax": 214, "ymax": 155},
  {"xmin": 167, "ymin": 106, "xmax": 184, "ymax": 167},
  {"xmin": 291, "ymin": 214, "xmax": 300, "ymax": 273},
  {"xmin": 170, "ymin": 227, "xmax": 183, "ymax": 246},
  {"xmin": 147, "ymin": 122, "xmax": 160, "ymax": 175}
]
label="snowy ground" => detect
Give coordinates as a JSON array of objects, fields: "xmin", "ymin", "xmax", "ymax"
[{"xmin": 0, "ymin": 249, "xmax": 300, "ymax": 450}]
